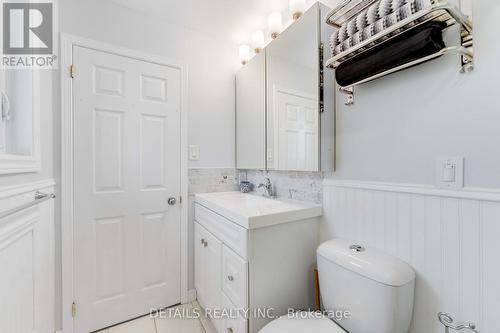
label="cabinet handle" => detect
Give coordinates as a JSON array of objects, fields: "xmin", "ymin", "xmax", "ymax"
[
  {"xmin": 227, "ymin": 275, "xmax": 234, "ymax": 282},
  {"xmin": 201, "ymin": 238, "xmax": 205, "ymax": 244},
  {"xmin": 204, "ymin": 240, "xmax": 208, "ymax": 247},
  {"xmin": 227, "ymin": 328, "xmax": 234, "ymax": 333}
]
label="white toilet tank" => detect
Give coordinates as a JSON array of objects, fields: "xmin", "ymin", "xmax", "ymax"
[{"xmin": 317, "ymin": 239, "xmax": 416, "ymax": 333}]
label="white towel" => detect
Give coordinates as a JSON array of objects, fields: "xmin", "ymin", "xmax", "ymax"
[{"xmin": 329, "ymin": 0, "xmax": 432, "ymax": 56}]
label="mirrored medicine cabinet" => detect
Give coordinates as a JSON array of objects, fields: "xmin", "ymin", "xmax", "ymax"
[{"xmin": 236, "ymin": 2, "xmax": 335, "ymax": 172}]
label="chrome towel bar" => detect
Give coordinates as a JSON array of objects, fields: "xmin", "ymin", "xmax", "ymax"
[
  {"xmin": 0, "ymin": 191, "xmax": 56, "ymax": 220},
  {"xmin": 438, "ymin": 312, "xmax": 479, "ymax": 333}
]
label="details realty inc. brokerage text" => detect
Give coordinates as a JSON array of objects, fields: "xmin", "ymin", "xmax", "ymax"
[{"xmin": 150, "ymin": 307, "xmax": 352, "ymax": 321}]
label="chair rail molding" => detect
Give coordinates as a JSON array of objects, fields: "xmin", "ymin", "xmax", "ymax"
[
  {"xmin": 323, "ymin": 179, "xmax": 500, "ymax": 202},
  {"xmin": 0, "ymin": 178, "xmax": 55, "ymax": 199}
]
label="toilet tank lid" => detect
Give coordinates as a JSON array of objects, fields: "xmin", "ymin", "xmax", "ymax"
[{"xmin": 317, "ymin": 239, "xmax": 416, "ymax": 287}]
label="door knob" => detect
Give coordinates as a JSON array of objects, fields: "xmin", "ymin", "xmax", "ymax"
[{"xmin": 168, "ymin": 197, "xmax": 177, "ymax": 206}]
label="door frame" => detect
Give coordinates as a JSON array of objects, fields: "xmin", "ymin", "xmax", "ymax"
[{"xmin": 60, "ymin": 33, "xmax": 190, "ymax": 333}]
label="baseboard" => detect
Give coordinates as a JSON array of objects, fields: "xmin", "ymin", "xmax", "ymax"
[{"xmin": 186, "ymin": 289, "xmax": 197, "ymax": 303}]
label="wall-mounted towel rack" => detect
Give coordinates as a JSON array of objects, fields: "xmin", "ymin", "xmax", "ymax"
[
  {"xmin": 0, "ymin": 191, "xmax": 56, "ymax": 220},
  {"xmin": 325, "ymin": 0, "xmax": 473, "ymax": 105},
  {"xmin": 326, "ymin": 0, "xmax": 379, "ymax": 28}
]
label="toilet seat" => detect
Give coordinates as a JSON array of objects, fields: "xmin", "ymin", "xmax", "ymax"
[{"xmin": 259, "ymin": 312, "xmax": 347, "ymax": 333}]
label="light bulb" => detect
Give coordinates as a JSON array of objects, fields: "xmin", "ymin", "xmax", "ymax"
[
  {"xmin": 252, "ymin": 31, "xmax": 265, "ymax": 53},
  {"xmin": 268, "ymin": 12, "xmax": 283, "ymax": 39},
  {"xmin": 239, "ymin": 44, "xmax": 250, "ymax": 65},
  {"xmin": 290, "ymin": 0, "xmax": 306, "ymax": 20}
]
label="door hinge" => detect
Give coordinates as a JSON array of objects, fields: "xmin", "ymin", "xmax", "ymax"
[
  {"xmin": 70, "ymin": 64, "xmax": 76, "ymax": 79},
  {"xmin": 71, "ymin": 302, "xmax": 77, "ymax": 317}
]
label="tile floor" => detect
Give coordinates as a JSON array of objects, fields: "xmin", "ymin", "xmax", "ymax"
[{"xmin": 95, "ymin": 302, "xmax": 214, "ymax": 333}]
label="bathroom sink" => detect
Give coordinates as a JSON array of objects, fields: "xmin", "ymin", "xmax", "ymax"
[{"xmin": 195, "ymin": 191, "xmax": 322, "ymax": 229}]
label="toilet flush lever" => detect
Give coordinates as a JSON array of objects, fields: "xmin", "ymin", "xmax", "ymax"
[
  {"xmin": 349, "ymin": 245, "xmax": 365, "ymax": 252},
  {"xmin": 438, "ymin": 313, "xmax": 479, "ymax": 333}
]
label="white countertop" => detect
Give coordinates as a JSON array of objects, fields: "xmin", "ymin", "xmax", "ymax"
[{"xmin": 195, "ymin": 191, "xmax": 322, "ymax": 229}]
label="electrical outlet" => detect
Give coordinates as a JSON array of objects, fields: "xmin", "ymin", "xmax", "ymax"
[{"xmin": 435, "ymin": 157, "xmax": 464, "ymax": 189}]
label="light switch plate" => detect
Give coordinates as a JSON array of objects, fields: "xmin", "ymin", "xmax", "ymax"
[
  {"xmin": 435, "ymin": 156, "xmax": 464, "ymax": 189},
  {"xmin": 189, "ymin": 145, "xmax": 200, "ymax": 161}
]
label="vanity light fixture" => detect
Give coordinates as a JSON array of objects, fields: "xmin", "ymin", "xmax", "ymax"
[
  {"xmin": 252, "ymin": 30, "xmax": 265, "ymax": 53},
  {"xmin": 290, "ymin": 0, "xmax": 306, "ymax": 20},
  {"xmin": 239, "ymin": 44, "xmax": 250, "ymax": 65},
  {"xmin": 268, "ymin": 12, "xmax": 283, "ymax": 39}
]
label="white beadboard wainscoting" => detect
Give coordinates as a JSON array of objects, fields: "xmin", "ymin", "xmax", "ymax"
[
  {"xmin": 321, "ymin": 180, "xmax": 500, "ymax": 333},
  {"xmin": 0, "ymin": 180, "xmax": 55, "ymax": 333}
]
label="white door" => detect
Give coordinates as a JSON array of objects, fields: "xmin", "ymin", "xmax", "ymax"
[
  {"xmin": 73, "ymin": 46, "xmax": 181, "ymax": 333},
  {"xmin": 276, "ymin": 89, "xmax": 318, "ymax": 171}
]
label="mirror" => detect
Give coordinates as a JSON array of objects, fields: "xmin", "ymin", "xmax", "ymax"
[
  {"xmin": 236, "ymin": 51, "xmax": 266, "ymax": 170},
  {"xmin": 235, "ymin": 3, "xmax": 335, "ymax": 172},
  {"xmin": 0, "ymin": 68, "xmax": 40, "ymax": 173},
  {"xmin": 266, "ymin": 5, "xmax": 321, "ymax": 172}
]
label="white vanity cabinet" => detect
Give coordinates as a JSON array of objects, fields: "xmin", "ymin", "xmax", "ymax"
[
  {"xmin": 195, "ymin": 222, "xmax": 223, "ymax": 313},
  {"xmin": 194, "ymin": 192, "xmax": 322, "ymax": 333}
]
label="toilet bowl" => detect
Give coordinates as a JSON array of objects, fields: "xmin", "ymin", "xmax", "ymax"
[{"xmin": 259, "ymin": 239, "xmax": 416, "ymax": 333}]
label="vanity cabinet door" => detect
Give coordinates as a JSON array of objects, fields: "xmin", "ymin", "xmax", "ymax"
[
  {"xmin": 194, "ymin": 223, "xmax": 207, "ymax": 308},
  {"xmin": 222, "ymin": 245, "xmax": 248, "ymax": 309},
  {"xmin": 221, "ymin": 293, "xmax": 248, "ymax": 333},
  {"xmin": 195, "ymin": 222, "xmax": 222, "ymax": 313}
]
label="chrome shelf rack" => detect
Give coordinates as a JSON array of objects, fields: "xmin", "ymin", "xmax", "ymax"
[{"xmin": 325, "ymin": 0, "xmax": 473, "ymax": 105}]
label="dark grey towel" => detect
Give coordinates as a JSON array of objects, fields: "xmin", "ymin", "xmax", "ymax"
[{"xmin": 335, "ymin": 21, "xmax": 447, "ymax": 87}]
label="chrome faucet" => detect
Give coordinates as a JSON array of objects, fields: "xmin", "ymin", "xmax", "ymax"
[
  {"xmin": 438, "ymin": 313, "xmax": 479, "ymax": 333},
  {"xmin": 258, "ymin": 177, "xmax": 277, "ymax": 199}
]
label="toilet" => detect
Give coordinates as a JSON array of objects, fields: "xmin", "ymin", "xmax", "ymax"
[{"xmin": 260, "ymin": 239, "xmax": 416, "ymax": 333}]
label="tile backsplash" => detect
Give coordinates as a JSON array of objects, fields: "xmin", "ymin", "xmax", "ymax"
[
  {"xmin": 188, "ymin": 168, "xmax": 323, "ymax": 204},
  {"xmin": 242, "ymin": 170, "xmax": 323, "ymax": 204},
  {"xmin": 188, "ymin": 168, "xmax": 239, "ymax": 195}
]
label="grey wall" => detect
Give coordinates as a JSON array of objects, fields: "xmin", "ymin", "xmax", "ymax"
[{"xmin": 327, "ymin": 0, "xmax": 500, "ymax": 189}]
